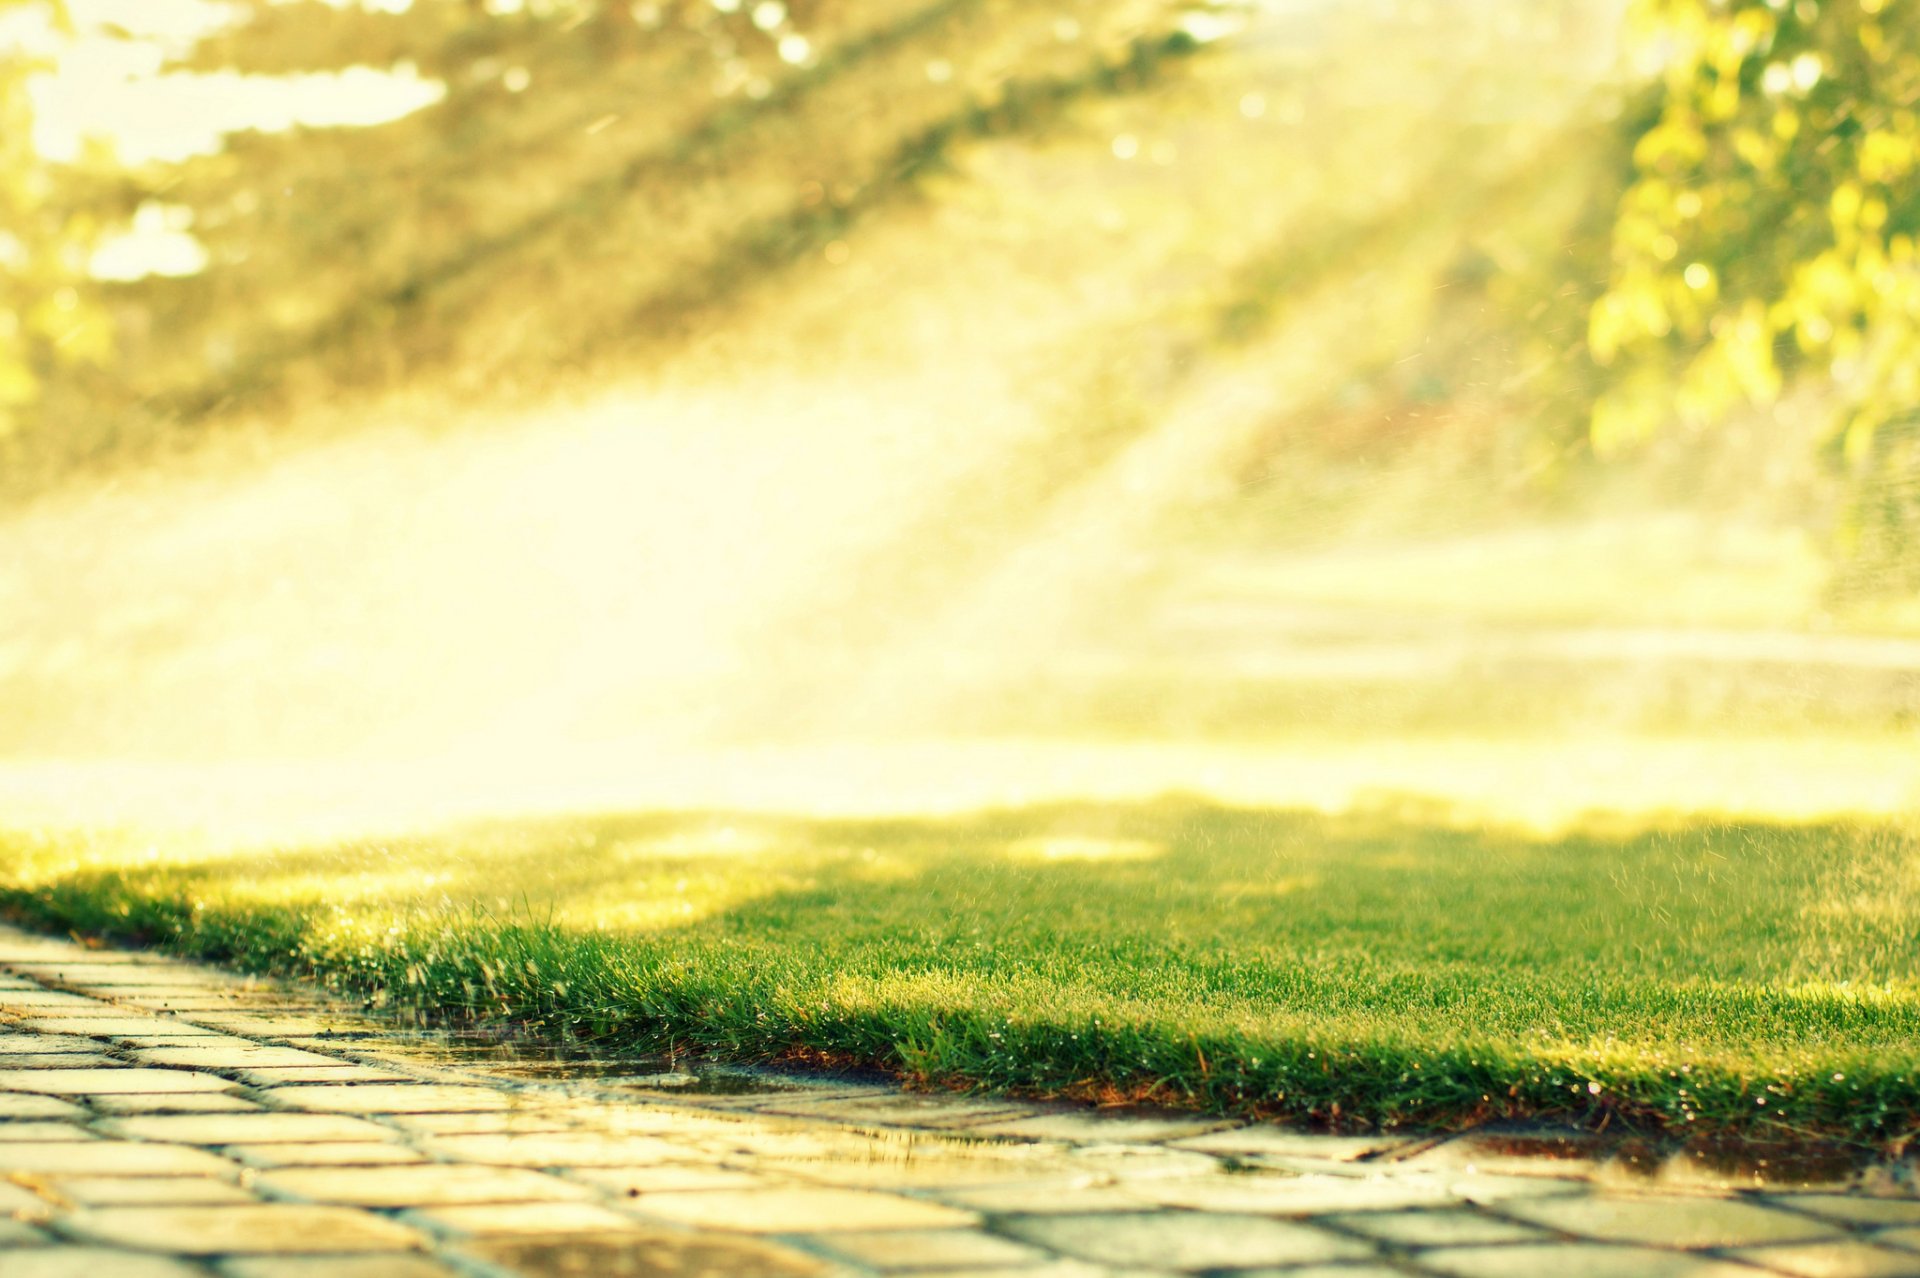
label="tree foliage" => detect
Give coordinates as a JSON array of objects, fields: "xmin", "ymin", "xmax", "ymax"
[
  {"xmin": 0, "ymin": 0, "xmax": 110, "ymax": 442},
  {"xmin": 1597, "ymin": 0, "xmax": 1920, "ymax": 585}
]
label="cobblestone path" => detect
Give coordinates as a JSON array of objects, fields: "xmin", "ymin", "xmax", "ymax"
[{"xmin": 0, "ymin": 924, "xmax": 1916, "ymax": 1278}]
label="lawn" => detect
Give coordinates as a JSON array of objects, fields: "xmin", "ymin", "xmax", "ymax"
[{"xmin": 3, "ymin": 797, "xmax": 1917, "ymax": 1142}]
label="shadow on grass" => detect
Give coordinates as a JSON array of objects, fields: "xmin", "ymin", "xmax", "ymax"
[{"xmin": 2, "ymin": 796, "xmax": 1916, "ymax": 1141}]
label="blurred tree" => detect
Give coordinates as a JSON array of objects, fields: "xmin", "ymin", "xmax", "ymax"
[
  {"xmin": 1596, "ymin": 0, "xmax": 1920, "ymax": 591},
  {"xmin": 2, "ymin": 0, "xmax": 1200, "ymax": 492},
  {"xmin": 0, "ymin": 0, "xmax": 112, "ymax": 444}
]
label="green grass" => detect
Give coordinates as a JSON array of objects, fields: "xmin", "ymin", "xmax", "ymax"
[{"xmin": 3, "ymin": 799, "xmax": 1918, "ymax": 1143}]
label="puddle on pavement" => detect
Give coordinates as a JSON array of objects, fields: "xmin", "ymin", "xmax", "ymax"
[{"xmin": 1442, "ymin": 1124, "xmax": 1894, "ymax": 1191}]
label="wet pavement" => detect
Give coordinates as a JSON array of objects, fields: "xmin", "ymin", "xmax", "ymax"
[{"xmin": 0, "ymin": 924, "xmax": 1915, "ymax": 1277}]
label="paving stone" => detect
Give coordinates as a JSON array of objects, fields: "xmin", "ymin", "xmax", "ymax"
[
  {"xmin": 570, "ymin": 1166, "xmax": 774, "ymax": 1195},
  {"xmin": 1732, "ymin": 1241, "xmax": 1920, "ymax": 1277},
  {"xmin": 0, "ymin": 1069, "xmax": 237, "ymax": 1096},
  {"xmin": 939, "ymin": 1180, "xmax": 1174, "ymax": 1215},
  {"xmin": 1423, "ymin": 1243, "xmax": 1792, "ymax": 1277},
  {"xmin": 262, "ymin": 1085, "xmax": 511, "ymax": 1114},
  {"xmin": 0, "ymin": 1121, "xmax": 96, "ymax": 1142},
  {"xmin": 782, "ymin": 1153, "xmax": 1069, "ymax": 1191},
  {"xmin": 1000, "ymin": 1211, "xmax": 1378, "ymax": 1270},
  {"xmin": 1124, "ymin": 1171, "xmax": 1461, "ymax": 1215},
  {"xmin": 258, "ymin": 1164, "xmax": 597, "ymax": 1208},
  {"xmin": 632, "ymin": 1187, "xmax": 976, "ymax": 1233},
  {"xmin": 217, "ymin": 1257, "xmax": 461, "ymax": 1278},
  {"xmin": 100, "ymin": 1113, "xmax": 398, "ymax": 1145},
  {"xmin": 132, "ymin": 1046, "xmax": 347, "ymax": 1070},
  {"xmin": 0, "ymin": 1178, "xmax": 55, "ymax": 1216},
  {"xmin": 0, "ymin": 1053, "xmax": 123, "ymax": 1068},
  {"xmin": 0, "ymin": 1219, "xmax": 50, "ymax": 1245},
  {"xmin": 1500, "ymin": 1194, "xmax": 1849, "ymax": 1249},
  {"xmin": 1880, "ymin": 1229, "xmax": 1920, "ymax": 1253},
  {"xmin": 90, "ymin": 1094, "xmax": 264, "ymax": 1116},
  {"xmin": 811, "ymin": 1228, "xmax": 1053, "ymax": 1271},
  {"xmin": 416, "ymin": 1132, "xmax": 698, "ymax": 1168},
  {"xmin": 0, "ymin": 992, "xmax": 113, "ymax": 1009},
  {"xmin": 1067, "ymin": 1142, "xmax": 1223, "ymax": 1179},
  {"xmin": 1773, "ymin": 1197, "xmax": 1920, "ymax": 1229},
  {"xmin": 756, "ymin": 1093, "xmax": 1032, "ymax": 1129},
  {"xmin": 0, "ymin": 1032, "xmax": 102, "ymax": 1054},
  {"xmin": 60, "ymin": 1205, "xmax": 425, "ymax": 1255},
  {"xmin": 404, "ymin": 1201, "xmax": 645, "ymax": 1236},
  {"xmin": 40, "ymin": 970, "xmax": 220, "ymax": 990},
  {"xmin": 1322, "ymin": 1207, "xmax": 1551, "ymax": 1247},
  {"xmin": 0, "ymin": 1248, "xmax": 210, "ymax": 1278},
  {"xmin": 16, "ymin": 1019, "xmax": 202, "ymax": 1038},
  {"xmin": 0, "ymin": 1092, "xmax": 86, "ymax": 1120},
  {"xmin": 1440, "ymin": 1171, "xmax": 1603, "ymax": 1205},
  {"xmin": 0, "ymin": 1141, "xmax": 236, "ymax": 1176},
  {"xmin": 229, "ymin": 1143, "xmax": 428, "ymax": 1170},
  {"xmin": 184, "ymin": 1015, "xmax": 344, "ymax": 1038},
  {"xmin": 1170, "ymin": 1127, "xmax": 1412, "ymax": 1163},
  {"xmin": 235, "ymin": 1067, "xmax": 417, "ymax": 1087},
  {"xmin": 50, "ymin": 1176, "xmax": 260, "ymax": 1207},
  {"xmin": 114, "ymin": 1034, "xmax": 254, "ymax": 1049},
  {"xmin": 458, "ymin": 1230, "xmax": 828, "ymax": 1278},
  {"xmin": 1216, "ymin": 1269, "xmax": 1412, "ymax": 1278},
  {"xmin": 968, "ymin": 1111, "xmax": 1235, "ymax": 1145},
  {"xmin": 382, "ymin": 1110, "xmax": 580, "ymax": 1136}
]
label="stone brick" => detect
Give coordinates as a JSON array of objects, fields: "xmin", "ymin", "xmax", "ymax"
[
  {"xmin": 967, "ymin": 1110, "xmax": 1234, "ymax": 1144},
  {"xmin": 113, "ymin": 1034, "xmax": 251, "ymax": 1048},
  {"xmin": 938, "ymin": 1180, "xmax": 1164, "ymax": 1215},
  {"xmin": 0, "ymin": 1092, "xmax": 87, "ymax": 1119},
  {"xmin": 0, "ymin": 1218, "xmax": 49, "ymax": 1245},
  {"xmin": 229, "ymin": 1143, "xmax": 428, "ymax": 1170},
  {"xmin": 1423, "ymin": 1244, "xmax": 1785, "ymax": 1277},
  {"xmin": 0, "ymin": 1052, "xmax": 122, "ymax": 1068},
  {"xmin": 0, "ymin": 1177, "xmax": 55, "ymax": 1216},
  {"xmin": 132, "ymin": 1046, "xmax": 346, "ymax": 1070},
  {"xmin": 1879, "ymin": 1229, "xmax": 1920, "ymax": 1253},
  {"xmin": 217, "ymin": 1257, "xmax": 462, "ymax": 1278},
  {"xmin": 0, "ymin": 992, "xmax": 111, "ymax": 1010},
  {"xmin": 632, "ymin": 1187, "xmax": 976, "ymax": 1233},
  {"xmin": 0, "ymin": 1032, "xmax": 101, "ymax": 1054},
  {"xmin": 0, "ymin": 1068, "xmax": 237, "ymax": 1096},
  {"xmin": 1771, "ymin": 1197, "xmax": 1920, "ymax": 1229},
  {"xmin": 257, "ymin": 1164, "xmax": 595, "ymax": 1208},
  {"xmin": 262, "ymin": 1085, "xmax": 511, "ymax": 1114},
  {"xmin": 51, "ymin": 1176, "xmax": 259, "ymax": 1206},
  {"xmin": 100, "ymin": 1113, "xmax": 397, "ymax": 1145},
  {"xmin": 458, "ymin": 1230, "xmax": 828, "ymax": 1278},
  {"xmin": 812, "ymin": 1228, "xmax": 1053, "ymax": 1271},
  {"xmin": 60, "ymin": 1204, "xmax": 425, "ymax": 1255},
  {"xmin": 415, "ymin": 1132, "xmax": 697, "ymax": 1168},
  {"xmin": 183, "ymin": 1015, "xmax": 342, "ymax": 1038},
  {"xmin": 90, "ymin": 1094, "xmax": 264, "ymax": 1116},
  {"xmin": 1500, "ymin": 1194, "xmax": 1848, "ymax": 1249},
  {"xmin": 404, "ymin": 1201, "xmax": 644, "ymax": 1236},
  {"xmin": 1124, "ymin": 1170, "xmax": 1459, "ymax": 1216},
  {"xmin": 1002, "ymin": 1211, "xmax": 1377, "ymax": 1270},
  {"xmin": 384, "ymin": 1110, "xmax": 580, "ymax": 1136},
  {"xmin": 570, "ymin": 1166, "xmax": 772, "ymax": 1195},
  {"xmin": 1169, "ymin": 1126, "xmax": 1412, "ymax": 1163},
  {"xmin": 1730, "ymin": 1241, "xmax": 1920, "ymax": 1277},
  {"xmin": 0, "ymin": 1121, "xmax": 97, "ymax": 1142},
  {"xmin": 0, "ymin": 1141, "xmax": 235, "ymax": 1177},
  {"xmin": 235, "ymin": 1067, "xmax": 416, "ymax": 1087},
  {"xmin": 1324, "ymin": 1207, "xmax": 1551, "ymax": 1247},
  {"xmin": 756, "ymin": 1094, "xmax": 1031, "ymax": 1129},
  {"xmin": 16, "ymin": 1018, "xmax": 208, "ymax": 1038},
  {"xmin": 0, "ymin": 1248, "xmax": 209, "ymax": 1278}
]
